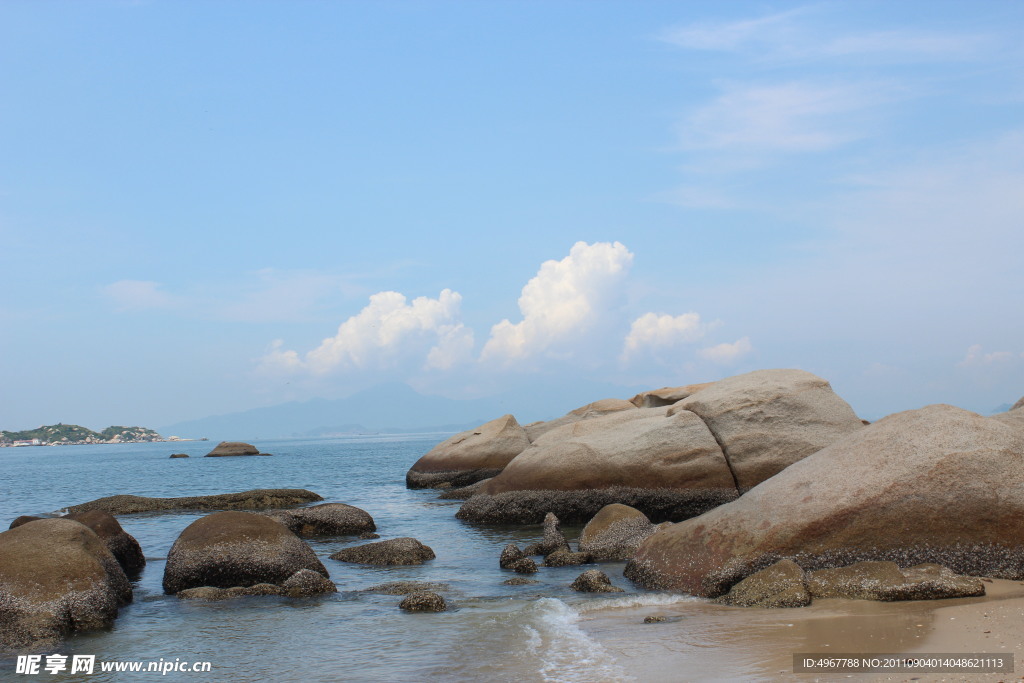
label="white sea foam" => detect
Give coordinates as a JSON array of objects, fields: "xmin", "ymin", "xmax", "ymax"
[{"xmin": 574, "ymin": 592, "xmax": 703, "ymax": 614}]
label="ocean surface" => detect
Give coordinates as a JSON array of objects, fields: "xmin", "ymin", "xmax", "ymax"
[{"xmin": 0, "ymin": 436, "xmax": 716, "ymax": 682}]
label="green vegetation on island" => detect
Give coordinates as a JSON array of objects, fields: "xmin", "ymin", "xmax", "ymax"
[{"xmin": 0, "ymin": 423, "xmax": 163, "ymax": 447}]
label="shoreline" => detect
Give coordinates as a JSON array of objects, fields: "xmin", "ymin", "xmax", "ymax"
[{"xmin": 578, "ymin": 579, "xmax": 1024, "ymax": 682}]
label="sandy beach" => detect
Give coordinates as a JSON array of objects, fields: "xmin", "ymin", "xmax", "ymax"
[{"xmin": 579, "ymin": 580, "xmax": 1024, "ymax": 682}]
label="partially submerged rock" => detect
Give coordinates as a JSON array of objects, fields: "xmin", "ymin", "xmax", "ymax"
[
  {"xmin": 503, "ymin": 577, "xmax": 539, "ymax": 586},
  {"xmin": 543, "ymin": 550, "xmax": 592, "ymax": 567},
  {"xmin": 570, "ymin": 569, "xmax": 623, "ymax": 593},
  {"xmin": 65, "ymin": 489, "xmax": 323, "ymax": 515},
  {"xmin": 714, "ymin": 560, "xmax": 811, "ymax": 608},
  {"xmin": 399, "ymin": 591, "xmax": 446, "ymax": 612},
  {"xmin": 626, "ymin": 405, "xmax": 1024, "ymax": 596},
  {"xmin": 363, "ymin": 581, "xmax": 449, "ymax": 596},
  {"xmin": 438, "ymin": 478, "xmax": 492, "ymax": 500},
  {"xmin": 205, "ymin": 441, "xmax": 270, "ymax": 457},
  {"xmin": 578, "ymin": 504, "xmax": 656, "ymax": 561},
  {"xmin": 178, "ymin": 584, "xmax": 284, "ymax": 600},
  {"xmin": 266, "ymin": 503, "xmax": 375, "ymax": 537},
  {"xmin": 169, "ymin": 453, "xmax": 189, "ymax": 458},
  {"xmin": 510, "ymin": 558, "xmax": 538, "ymax": 574},
  {"xmin": 281, "ymin": 568, "xmax": 338, "ymax": 597},
  {"xmin": 330, "ymin": 537, "xmax": 435, "ymax": 566},
  {"xmin": 807, "ymin": 561, "xmax": 984, "ymax": 601},
  {"xmin": 406, "ymin": 415, "xmax": 531, "ymax": 489},
  {"xmin": 162, "ymin": 511, "xmax": 329, "ymax": 594},
  {"xmin": 523, "ymin": 512, "xmax": 570, "ymax": 556},
  {"xmin": 499, "ymin": 543, "xmax": 527, "ymax": 569},
  {"xmin": 66, "ymin": 510, "xmax": 146, "ymax": 577},
  {"xmin": 0, "ymin": 518, "xmax": 132, "ymax": 651}
]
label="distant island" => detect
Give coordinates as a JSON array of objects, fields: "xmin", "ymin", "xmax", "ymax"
[{"xmin": 0, "ymin": 423, "xmax": 194, "ymax": 447}]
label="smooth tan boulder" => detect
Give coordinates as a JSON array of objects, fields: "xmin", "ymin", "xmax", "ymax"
[
  {"xmin": 625, "ymin": 405, "xmax": 1024, "ymax": 596},
  {"xmin": 0, "ymin": 519, "xmax": 132, "ymax": 651},
  {"xmin": 457, "ymin": 407, "xmax": 737, "ymax": 524},
  {"xmin": 629, "ymin": 383, "xmax": 714, "ymax": 408},
  {"xmin": 670, "ymin": 368, "xmax": 864, "ymax": 491},
  {"xmin": 578, "ymin": 504, "xmax": 657, "ymax": 561},
  {"xmin": 524, "ymin": 398, "xmax": 638, "ymax": 441},
  {"xmin": 406, "ymin": 414, "xmax": 531, "ymax": 489},
  {"xmin": 162, "ymin": 511, "xmax": 329, "ymax": 594}
]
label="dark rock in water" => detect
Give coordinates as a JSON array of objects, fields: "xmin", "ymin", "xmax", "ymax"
[
  {"xmin": 643, "ymin": 615, "xmax": 683, "ymax": 624},
  {"xmin": 363, "ymin": 581, "xmax": 449, "ymax": 595},
  {"xmin": 499, "ymin": 543, "xmax": 526, "ymax": 569},
  {"xmin": 359, "ymin": 532, "xmax": 380, "ymax": 540},
  {"xmin": 399, "ymin": 591, "xmax": 447, "ymax": 612},
  {"xmin": 714, "ymin": 560, "xmax": 810, "ymax": 608},
  {"xmin": 205, "ymin": 441, "xmax": 270, "ymax": 457},
  {"xmin": 579, "ymin": 504, "xmax": 656, "ymax": 561},
  {"xmin": 543, "ymin": 550, "xmax": 592, "ymax": 567},
  {"xmin": 406, "ymin": 415, "xmax": 531, "ymax": 489},
  {"xmin": 570, "ymin": 569, "xmax": 623, "ymax": 593},
  {"xmin": 510, "ymin": 558, "xmax": 538, "ymax": 574},
  {"xmin": 0, "ymin": 518, "xmax": 132, "ymax": 651},
  {"xmin": 162, "ymin": 511, "xmax": 329, "ymax": 594},
  {"xmin": 66, "ymin": 510, "xmax": 146, "ymax": 577},
  {"xmin": 626, "ymin": 405, "xmax": 1024, "ymax": 596},
  {"xmin": 8, "ymin": 515, "xmax": 43, "ymax": 529},
  {"xmin": 503, "ymin": 577, "xmax": 539, "ymax": 586},
  {"xmin": 177, "ymin": 584, "xmax": 285, "ymax": 600},
  {"xmin": 523, "ymin": 512, "xmax": 570, "ymax": 556},
  {"xmin": 330, "ymin": 537, "xmax": 435, "ymax": 566},
  {"xmin": 266, "ymin": 503, "xmax": 376, "ymax": 537},
  {"xmin": 65, "ymin": 489, "xmax": 323, "ymax": 515},
  {"xmin": 807, "ymin": 561, "xmax": 985, "ymax": 601},
  {"xmin": 281, "ymin": 569, "xmax": 337, "ymax": 597},
  {"xmin": 438, "ymin": 478, "xmax": 493, "ymax": 500},
  {"xmin": 169, "ymin": 453, "xmax": 189, "ymax": 458}
]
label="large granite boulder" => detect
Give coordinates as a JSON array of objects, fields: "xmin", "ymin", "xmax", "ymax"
[
  {"xmin": 162, "ymin": 511, "xmax": 329, "ymax": 594},
  {"xmin": 0, "ymin": 518, "xmax": 132, "ymax": 651},
  {"xmin": 205, "ymin": 441, "xmax": 269, "ymax": 457},
  {"xmin": 629, "ymin": 383, "xmax": 713, "ymax": 408},
  {"xmin": 457, "ymin": 369, "xmax": 863, "ymax": 525},
  {"xmin": 406, "ymin": 414, "xmax": 531, "ymax": 489},
  {"xmin": 330, "ymin": 537, "xmax": 435, "ymax": 565},
  {"xmin": 66, "ymin": 510, "xmax": 146, "ymax": 576},
  {"xmin": 669, "ymin": 368, "xmax": 863, "ymax": 491},
  {"xmin": 578, "ymin": 504, "xmax": 657, "ymax": 561},
  {"xmin": 523, "ymin": 398, "xmax": 637, "ymax": 441},
  {"xmin": 625, "ymin": 404, "xmax": 1024, "ymax": 596},
  {"xmin": 66, "ymin": 489, "xmax": 322, "ymax": 515},
  {"xmin": 266, "ymin": 503, "xmax": 375, "ymax": 537},
  {"xmin": 457, "ymin": 407, "xmax": 738, "ymax": 524}
]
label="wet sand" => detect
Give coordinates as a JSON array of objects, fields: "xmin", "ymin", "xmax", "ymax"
[{"xmin": 580, "ymin": 580, "xmax": 1024, "ymax": 682}]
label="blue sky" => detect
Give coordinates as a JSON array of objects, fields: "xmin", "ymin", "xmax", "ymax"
[{"xmin": 2, "ymin": 0, "xmax": 1022, "ymax": 430}]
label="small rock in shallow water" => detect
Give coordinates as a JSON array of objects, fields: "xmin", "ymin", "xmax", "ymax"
[
  {"xmin": 363, "ymin": 581, "xmax": 449, "ymax": 595},
  {"xmin": 543, "ymin": 550, "xmax": 592, "ymax": 567},
  {"xmin": 399, "ymin": 591, "xmax": 447, "ymax": 612},
  {"xmin": 510, "ymin": 558, "xmax": 538, "ymax": 574},
  {"xmin": 330, "ymin": 537, "xmax": 435, "ymax": 566},
  {"xmin": 499, "ymin": 543, "xmax": 526, "ymax": 569},
  {"xmin": 503, "ymin": 577, "xmax": 539, "ymax": 586},
  {"xmin": 571, "ymin": 569, "xmax": 623, "ymax": 593}
]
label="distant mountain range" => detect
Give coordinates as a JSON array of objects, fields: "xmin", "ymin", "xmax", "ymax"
[{"xmin": 159, "ymin": 380, "xmax": 651, "ymax": 441}]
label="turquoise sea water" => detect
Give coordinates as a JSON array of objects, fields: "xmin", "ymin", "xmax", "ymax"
[{"xmin": 0, "ymin": 437, "xmax": 696, "ymax": 682}]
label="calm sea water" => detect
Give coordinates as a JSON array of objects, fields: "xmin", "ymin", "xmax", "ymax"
[{"xmin": 0, "ymin": 436, "xmax": 701, "ymax": 682}]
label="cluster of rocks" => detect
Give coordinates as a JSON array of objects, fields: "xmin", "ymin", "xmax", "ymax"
[
  {"xmin": 410, "ymin": 370, "xmax": 865, "ymax": 524},
  {"xmin": 1, "ymin": 488, "xmax": 440, "ymax": 651},
  {"xmin": 408, "ymin": 367, "xmax": 1024, "ymax": 609}
]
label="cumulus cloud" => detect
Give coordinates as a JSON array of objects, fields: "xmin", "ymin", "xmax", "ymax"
[
  {"xmin": 262, "ymin": 289, "xmax": 472, "ymax": 375},
  {"xmin": 622, "ymin": 312, "xmax": 716, "ymax": 360},
  {"xmin": 698, "ymin": 337, "xmax": 753, "ymax": 365},
  {"xmin": 959, "ymin": 344, "xmax": 1020, "ymax": 367},
  {"xmin": 102, "ymin": 280, "xmax": 180, "ymax": 311},
  {"xmin": 480, "ymin": 241, "xmax": 633, "ymax": 365}
]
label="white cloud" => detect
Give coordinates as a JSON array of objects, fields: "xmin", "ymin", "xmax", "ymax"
[
  {"xmin": 698, "ymin": 337, "xmax": 753, "ymax": 365},
  {"xmin": 960, "ymin": 344, "xmax": 1019, "ymax": 367},
  {"xmin": 480, "ymin": 241, "xmax": 633, "ymax": 365},
  {"xmin": 102, "ymin": 280, "xmax": 180, "ymax": 311},
  {"xmin": 622, "ymin": 312, "xmax": 715, "ymax": 360},
  {"xmin": 662, "ymin": 9, "xmax": 989, "ymax": 63},
  {"xmin": 263, "ymin": 289, "xmax": 471, "ymax": 375},
  {"xmin": 678, "ymin": 81, "xmax": 885, "ymax": 153}
]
